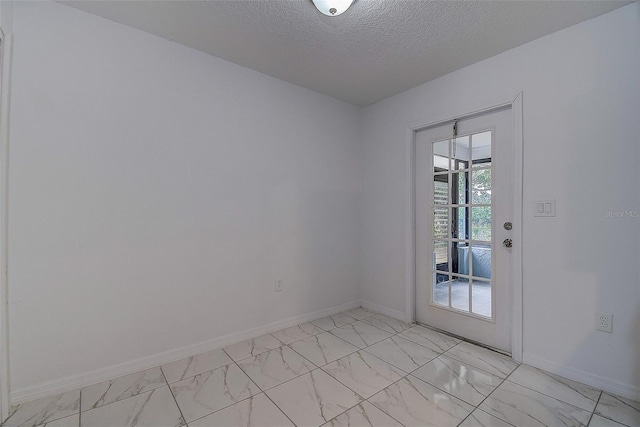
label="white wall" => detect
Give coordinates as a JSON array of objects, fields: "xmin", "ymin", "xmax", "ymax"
[
  {"xmin": 8, "ymin": 1, "xmax": 361, "ymax": 397},
  {"xmin": 5, "ymin": 0, "xmax": 639, "ymax": 405},
  {"xmin": 360, "ymin": 3, "xmax": 640, "ymax": 399}
]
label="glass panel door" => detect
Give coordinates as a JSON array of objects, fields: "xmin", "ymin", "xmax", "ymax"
[{"xmin": 415, "ymin": 106, "xmax": 513, "ymax": 352}]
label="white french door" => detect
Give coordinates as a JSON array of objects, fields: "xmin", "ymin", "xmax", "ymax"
[{"xmin": 415, "ymin": 107, "xmax": 514, "ymax": 352}]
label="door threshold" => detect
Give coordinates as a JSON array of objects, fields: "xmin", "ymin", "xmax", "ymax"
[{"xmin": 414, "ymin": 322, "xmax": 512, "ymax": 357}]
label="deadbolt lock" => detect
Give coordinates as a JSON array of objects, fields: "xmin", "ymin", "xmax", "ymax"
[{"xmin": 503, "ymin": 222, "xmax": 512, "ymax": 230}]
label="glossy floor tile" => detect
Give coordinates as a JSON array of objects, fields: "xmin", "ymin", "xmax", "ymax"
[
  {"xmin": 81, "ymin": 386, "xmax": 184, "ymax": 427},
  {"xmin": 161, "ymin": 348, "xmax": 233, "ymax": 384},
  {"xmin": 266, "ymin": 369, "xmax": 362, "ymax": 427},
  {"xmin": 594, "ymin": 392, "xmax": 640, "ymax": 427},
  {"xmin": 170, "ymin": 363, "xmax": 261, "ymax": 423},
  {"xmin": 342, "ymin": 308, "xmax": 376, "ymax": 321},
  {"xmin": 398, "ymin": 325, "xmax": 461, "ymax": 353},
  {"xmin": 361, "ymin": 314, "xmax": 412, "ymax": 334},
  {"xmin": 322, "ymin": 351, "xmax": 405, "ymax": 399},
  {"xmin": 508, "ymin": 364, "xmax": 600, "ymax": 412},
  {"xmin": 39, "ymin": 414, "xmax": 80, "ymax": 427},
  {"xmin": 311, "ymin": 313, "xmax": 358, "ymax": 331},
  {"xmin": 238, "ymin": 345, "xmax": 315, "ymax": 390},
  {"xmin": 363, "ymin": 335, "xmax": 439, "ymax": 373},
  {"xmin": 589, "ymin": 414, "xmax": 628, "ymax": 427},
  {"xmin": 459, "ymin": 409, "xmax": 515, "ymax": 427},
  {"xmin": 411, "ymin": 355, "xmax": 502, "ymax": 405},
  {"xmin": 329, "ymin": 321, "xmax": 393, "ymax": 349},
  {"xmin": 223, "ymin": 333, "xmax": 284, "ymax": 361},
  {"xmin": 5, "ymin": 308, "xmax": 622, "ymax": 427},
  {"xmin": 81, "ymin": 367, "xmax": 166, "ymax": 412},
  {"xmin": 288, "ymin": 332, "xmax": 358, "ymax": 367},
  {"xmin": 271, "ymin": 323, "xmax": 325, "ymax": 344},
  {"xmin": 2, "ymin": 390, "xmax": 80, "ymax": 427},
  {"xmin": 479, "ymin": 380, "xmax": 592, "ymax": 427},
  {"xmin": 369, "ymin": 375, "xmax": 473, "ymax": 426},
  {"xmin": 445, "ymin": 341, "xmax": 518, "ymax": 378},
  {"xmin": 188, "ymin": 393, "xmax": 293, "ymax": 427},
  {"xmin": 323, "ymin": 401, "xmax": 403, "ymax": 427}
]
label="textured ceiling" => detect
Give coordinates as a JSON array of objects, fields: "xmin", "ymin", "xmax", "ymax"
[{"xmin": 57, "ymin": 0, "xmax": 630, "ymax": 106}]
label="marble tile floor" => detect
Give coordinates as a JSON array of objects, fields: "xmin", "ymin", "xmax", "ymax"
[{"xmin": 3, "ymin": 308, "xmax": 639, "ymax": 427}]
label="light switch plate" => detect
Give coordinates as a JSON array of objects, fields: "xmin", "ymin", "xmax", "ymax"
[{"xmin": 534, "ymin": 200, "xmax": 556, "ymax": 217}]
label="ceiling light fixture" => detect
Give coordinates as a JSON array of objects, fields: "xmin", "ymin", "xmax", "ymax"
[{"xmin": 311, "ymin": 0, "xmax": 355, "ymax": 16}]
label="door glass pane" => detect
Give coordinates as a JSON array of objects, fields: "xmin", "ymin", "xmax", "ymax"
[
  {"xmin": 432, "ymin": 274, "xmax": 450, "ymax": 307},
  {"xmin": 472, "ymin": 169, "xmax": 491, "ymax": 204},
  {"xmin": 454, "ymin": 243, "xmax": 470, "ymax": 276},
  {"xmin": 433, "ymin": 140, "xmax": 449, "ymax": 172},
  {"xmin": 470, "ymin": 246, "xmax": 492, "ymax": 280},
  {"xmin": 453, "ymin": 136, "xmax": 469, "ymax": 163},
  {"xmin": 433, "ymin": 240, "xmax": 448, "ymax": 271},
  {"xmin": 472, "ymin": 206, "xmax": 491, "ymax": 241},
  {"xmin": 455, "ymin": 172, "xmax": 467, "ymax": 204},
  {"xmin": 472, "ymin": 131, "xmax": 491, "ymax": 166},
  {"xmin": 433, "ymin": 207, "xmax": 448, "ymax": 239},
  {"xmin": 435, "ymin": 246, "xmax": 449, "ymax": 273},
  {"xmin": 451, "ymin": 275, "xmax": 469, "ymax": 311},
  {"xmin": 472, "ymin": 279, "xmax": 492, "ymax": 317},
  {"xmin": 434, "ymin": 179, "xmax": 448, "ymax": 205},
  {"xmin": 452, "ymin": 207, "xmax": 466, "ymax": 239}
]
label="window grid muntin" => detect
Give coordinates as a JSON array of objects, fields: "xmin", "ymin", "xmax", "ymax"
[{"xmin": 430, "ymin": 131, "xmax": 493, "ymax": 319}]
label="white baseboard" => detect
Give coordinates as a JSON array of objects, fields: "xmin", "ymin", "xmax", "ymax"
[
  {"xmin": 523, "ymin": 353, "xmax": 640, "ymax": 402},
  {"xmin": 360, "ymin": 300, "xmax": 407, "ymax": 322},
  {"xmin": 10, "ymin": 299, "xmax": 362, "ymax": 405}
]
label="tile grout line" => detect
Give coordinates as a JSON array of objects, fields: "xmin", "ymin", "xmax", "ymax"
[
  {"xmin": 224, "ymin": 332, "xmax": 286, "ymax": 361},
  {"xmin": 404, "ymin": 352, "xmax": 499, "ymax": 401},
  {"xmin": 440, "ymin": 341, "xmax": 511, "ymax": 376},
  {"xmin": 160, "ymin": 366, "xmax": 189, "ymax": 427},
  {"xmin": 227, "ymin": 350, "xmax": 299, "ymax": 427},
  {"xmin": 327, "ymin": 322, "xmax": 395, "ymax": 349},
  {"xmin": 435, "ymin": 332, "xmax": 601, "ymax": 421},
  {"xmin": 453, "ymin": 362, "xmax": 520, "ymax": 427},
  {"xmin": 180, "ymin": 347, "xmax": 260, "ymax": 426},
  {"xmin": 354, "ymin": 327, "xmax": 467, "ymax": 426},
  {"xmin": 361, "ymin": 342, "xmax": 427, "ymax": 426},
  {"xmin": 227, "ymin": 324, "xmax": 331, "ymax": 364},
  {"xmin": 420, "ymin": 342, "xmax": 521, "ymax": 423},
  {"xmin": 287, "ymin": 367, "xmax": 363, "ymax": 426},
  {"xmin": 493, "ymin": 368, "xmax": 602, "ymax": 418},
  {"xmin": 320, "ymin": 317, "xmax": 413, "ymax": 425},
  {"xmin": 360, "ymin": 329, "xmax": 422, "ymax": 427},
  {"xmin": 235, "ymin": 316, "xmax": 396, "ymax": 426},
  {"xmin": 174, "ymin": 348, "xmax": 262, "ymax": 426},
  {"xmin": 78, "ymin": 389, "xmax": 82, "ymax": 427},
  {"xmin": 286, "ymin": 331, "xmax": 363, "ymax": 367},
  {"xmin": 234, "ymin": 346, "xmax": 320, "ymax": 394},
  {"xmin": 586, "ymin": 391, "xmax": 603, "ymax": 427},
  {"xmin": 319, "ymin": 328, "xmax": 409, "ymax": 426}
]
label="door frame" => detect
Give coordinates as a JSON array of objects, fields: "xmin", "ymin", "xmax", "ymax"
[
  {"xmin": 0, "ymin": 26, "xmax": 11, "ymax": 420},
  {"xmin": 405, "ymin": 93, "xmax": 523, "ymax": 362}
]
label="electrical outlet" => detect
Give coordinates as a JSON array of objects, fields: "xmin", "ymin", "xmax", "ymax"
[
  {"xmin": 274, "ymin": 278, "xmax": 283, "ymax": 292},
  {"xmin": 596, "ymin": 313, "xmax": 612, "ymax": 333}
]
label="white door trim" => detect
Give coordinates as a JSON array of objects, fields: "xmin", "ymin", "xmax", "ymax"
[
  {"xmin": 0, "ymin": 28, "xmax": 12, "ymax": 420},
  {"xmin": 405, "ymin": 93, "xmax": 524, "ymax": 361}
]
